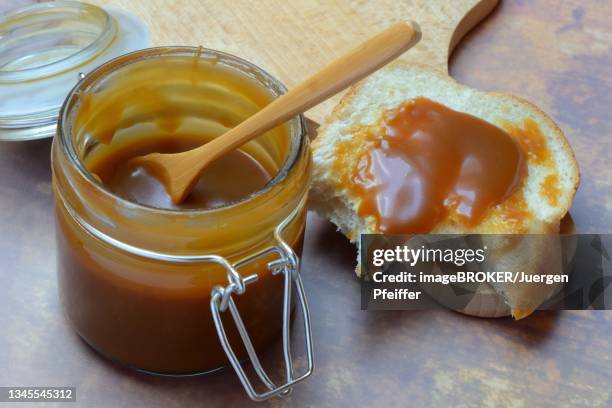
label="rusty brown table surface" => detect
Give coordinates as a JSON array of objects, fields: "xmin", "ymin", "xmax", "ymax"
[{"xmin": 1, "ymin": 1, "xmax": 611, "ymax": 407}]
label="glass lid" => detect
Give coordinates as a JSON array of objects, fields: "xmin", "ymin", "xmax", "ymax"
[{"xmin": 0, "ymin": 1, "xmax": 150, "ymax": 141}]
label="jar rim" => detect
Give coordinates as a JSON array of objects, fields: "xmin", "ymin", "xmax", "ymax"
[
  {"xmin": 57, "ymin": 46, "xmax": 307, "ymax": 216},
  {"xmin": 0, "ymin": 1, "xmax": 115, "ymax": 83}
]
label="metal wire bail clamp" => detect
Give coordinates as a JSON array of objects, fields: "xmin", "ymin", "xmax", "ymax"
[{"xmin": 210, "ymin": 204, "xmax": 314, "ymax": 401}]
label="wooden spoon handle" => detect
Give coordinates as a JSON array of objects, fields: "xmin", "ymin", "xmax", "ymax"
[{"xmin": 200, "ymin": 21, "xmax": 421, "ymax": 159}]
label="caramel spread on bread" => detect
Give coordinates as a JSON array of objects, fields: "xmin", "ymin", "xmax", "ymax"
[
  {"xmin": 347, "ymin": 98, "xmax": 526, "ymax": 233},
  {"xmin": 311, "ymin": 63, "xmax": 580, "ymax": 319}
]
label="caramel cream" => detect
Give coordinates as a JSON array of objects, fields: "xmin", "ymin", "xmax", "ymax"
[
  {"xmin": 73, "ymin": 54, "xmax": 288, "ymax": 211},
  {"xmin": 89, "ymin": 138, "xmax": 272, "ymax": 210},
  {"xmin": 350, "ymin": 98, "xmax": 526, "ymax": 233}
]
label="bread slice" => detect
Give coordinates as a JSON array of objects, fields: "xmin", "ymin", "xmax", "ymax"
[{"xmin": 310, "ymin": 62, "xmax": 580, "ymax": 319}]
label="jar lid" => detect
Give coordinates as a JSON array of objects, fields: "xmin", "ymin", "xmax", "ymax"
[{"xmin": 0, "ymin": 1, "xmax": 150, "ymax": 141}]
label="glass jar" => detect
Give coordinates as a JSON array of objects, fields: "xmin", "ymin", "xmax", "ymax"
[
  {"xmin": 0, "ymin": 0, "xmax": 149, "ymax": 141},
  {"xmin": 51, "ymin": 47, "xmax": 313, "ymax": 401}
]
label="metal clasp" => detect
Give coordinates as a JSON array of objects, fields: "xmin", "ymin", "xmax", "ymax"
[{"xmin": 210, "ymin": 207, "xmax": 314, "ymax": 402}]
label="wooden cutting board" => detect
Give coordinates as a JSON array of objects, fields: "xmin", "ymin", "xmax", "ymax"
[{"xmin": 91, "ymin": 0, "xmax": 499, "ymax": 124}]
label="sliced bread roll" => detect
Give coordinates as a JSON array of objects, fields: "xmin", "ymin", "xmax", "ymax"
[{"xmin": 310, "ymin": 62, "xmax": 580, "ymax": 319}]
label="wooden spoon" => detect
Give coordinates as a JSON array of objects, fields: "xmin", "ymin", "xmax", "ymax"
[{"xmin": 131, "ymin": 21, "xmax": 421, "ymax": 204}]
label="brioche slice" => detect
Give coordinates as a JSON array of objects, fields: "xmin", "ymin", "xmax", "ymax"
[{"xmin": 311, "ymin": 62, "xmax": 580, "ymax": 318}]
